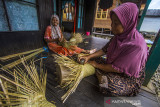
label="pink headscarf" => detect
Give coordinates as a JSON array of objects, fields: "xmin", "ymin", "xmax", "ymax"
[{"xmin": 106, "ymin": 2, "xmax": 148, "ymax": 78}]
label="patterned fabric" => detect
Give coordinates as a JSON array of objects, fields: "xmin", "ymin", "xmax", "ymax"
[
  {"xmin": 95, "ymin": 58, "xmax": 145, "ymax": 96},
  {"xmin": 99, "ymin": 70, "xmax": 145, "ymax": 96}
]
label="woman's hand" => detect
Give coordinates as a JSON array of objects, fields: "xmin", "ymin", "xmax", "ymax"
[
  {"xmin": 59, "ymin": 36, "xmax": 63, "ymax": 42},
  {"xmin": 63, "ymin": 38, "xmax": 67, "ymax": 42},
  {"xmin": 78, "ymin": 55, "xmax": 91, "ymax": 64},
  {"xmin": 88, "ymin": 61, "xmax": 98, "ymax": 68},
  {"xmin": 70, "ymin": 46, "xmax": 76, "ymax": 51}
]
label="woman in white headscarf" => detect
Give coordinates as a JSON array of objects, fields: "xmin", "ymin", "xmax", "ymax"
[{"xmin": 44, "ymin": 15, "xmax": 95, "ymax": 56}]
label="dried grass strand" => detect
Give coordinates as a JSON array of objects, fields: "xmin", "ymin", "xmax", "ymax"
[
  {"xmin": 0, "ymin": 57, "xmax": 56, "ymax": 107},
  {"xmin": 0, "ymin": 48, "xmax": 42, "ymax": 61},
  {"xmin": 53, "ymin": 54, "xmax": 95, "ymax": 103}
]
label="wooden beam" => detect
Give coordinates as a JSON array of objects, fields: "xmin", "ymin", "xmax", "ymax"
[
  {"xmin": 74, "ymin": 0, "xmax": 77, "ymax": 33},
  {"xmin": 143, "ymin": 30, "xmax": 160, "ymax": 86},
  {"xmin": 2, "ymin": 0, "xmax": 11, "ymax": 31},
  {"xmin": 137, "ymin": 0, "xmax": 151, "ymax": 30}
]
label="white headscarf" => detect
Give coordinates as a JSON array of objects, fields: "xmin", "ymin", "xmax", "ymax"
[{"xmin": 50, "ymin": 15, "xmax": 61, "ymax": 39}]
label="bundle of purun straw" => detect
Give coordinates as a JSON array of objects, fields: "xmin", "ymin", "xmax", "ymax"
[
  {"xmin": 0, "ymin": 48, "xmax": 43, "ymax": 61},
  {"xmin": 2, "ymin": 48, "xmax": 45, "ymax": 69},
  {"xmin": 58, "ymin": 33, "xmax": 83, "ymax": 50},
  {"xmin": 53, "ymin": 54, "xmax": 95, "ymax": 103},
  {"xmin": 0, "ymin": 58, "xmax": 56, "ymax": 107}
]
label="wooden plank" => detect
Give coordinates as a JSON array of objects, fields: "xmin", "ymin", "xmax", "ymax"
[
  {"xmin": 78, "ymin": 36, "xmax": 109, "ymax": 50},
  {"xmin": 83, "ymin": 75, "xmax": 99, "ymax": 87},
  {"xmin": 137, "ymin": 0, "xmax": 152, "ymax": 30},
  {"xmin": 94, "ymin": 19, "xmax": 111, "ymax": 29},
  {"xmin": 77, "ymin": 78, "xmax": 105, "ymax": 106},
  {"xmin": 45, "ymin": 69, "xmax": 67, "ymax": 106},
  {"xmin": 0, "ymin": 32, "xmax": 43, "ymax": 56},
  {"xmin": 92, "ymin": 32, "xmax": 114, "ymax": 37},
  {"xmin": 64, "ymin": 90, "xmax": 101, "ymax": 107},
  {"xmin": 84, "ymin": 0, "xmax": 97, "ymax": 32},
  {"xmin": 45, "ymin": 86, "xmax": 66, "ymax": 107},
  {"xmin": 139, "ymin": 89, "xmax": 157, "ymax": 102},
  {"xmin": 2, "ymin": 0, "xmax": 11, "ymax": 31},
  {"xmin": 141, "ymin": 86, "xmax": 156, "ymax": 94},
  {"xmin": 119, "ymin": 94, "xmax": 159, "ymax": 107},
  {"xmin": 144, "ymin": 30, "xmax": 160, "ymax": 85}
]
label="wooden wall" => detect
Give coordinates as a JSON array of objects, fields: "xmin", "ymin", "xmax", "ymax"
[
  {"xmin": 84, "ymin": 0, "xmax": 97, "ymax": 33},
  {"xmin": 0, "ymin": 0, "xmax": 54, "ymax": 56},
  {"xmin": 38, "ymin": 0, "xmax": 54, "ymax": 32},
  {"xmin": 0, "ymin": 0, "xmax": 98, "ymax": 56},
  {"xmin": 56, "ymin": 0, "xmax": 62, "ymax": 27}
]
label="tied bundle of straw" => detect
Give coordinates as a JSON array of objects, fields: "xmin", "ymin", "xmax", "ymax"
[
  {"xmin": 0, "ymin": 48, "xmax": 43, "ymax": 62},
  {"xmin": 0, "ymin": 58, "xmax": 56, "ymax": 107},
  {"xmin": 2, "ymin": 48, "xmax": 45, "ymax": 69},
  {"xmin": 71, "ymin": 33, "xmax": 83, "ymax": 44},
  {"xmin": 58, "ymin": 33, "xmax": 83, "ymax": 50},
  {"xmin": 53, "ymin": 54, "xmax": 95, "ymax": 103}
]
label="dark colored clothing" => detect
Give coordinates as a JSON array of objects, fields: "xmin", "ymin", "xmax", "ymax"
[{"xmin": 99, "ymin": 0, "xmax": 113, "ymax": 9}]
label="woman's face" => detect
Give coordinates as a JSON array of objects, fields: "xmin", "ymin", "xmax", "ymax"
[
  {"xmin": 52, "ymin": 17, "xmax": 59, "ymax": 26},
  {"xmin": 111, "ymin": 13, "xmax": 124, "ymax": 35}
]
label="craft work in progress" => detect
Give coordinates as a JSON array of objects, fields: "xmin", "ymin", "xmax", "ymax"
[
  {"xmin": 53, "ymin": 54, "xmax": 95, "ymax": 103},
  {"xmin": 0, "ymin": 58, "xmax": 56, "ymax": 107},
  {"xmin": 58, "ymin": 33, "xmax": 83, "ymax": 50}
]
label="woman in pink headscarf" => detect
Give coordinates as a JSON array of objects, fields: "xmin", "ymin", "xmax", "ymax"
[{"xmin": 79, "ymin": 2, "xmax": 148, "ymax": 96}]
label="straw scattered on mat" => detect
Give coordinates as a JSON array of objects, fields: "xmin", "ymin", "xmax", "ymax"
[
  {"xmin": 0, "ymin": 48, "xmax": 43, "ymax": 61},
  {"xmin": 2, "ymin": 48, "xmax": 45, "ymax": 69},
  {"xmin": 0, "ymin": 58, "xmax": 56, "ymax": 107}
]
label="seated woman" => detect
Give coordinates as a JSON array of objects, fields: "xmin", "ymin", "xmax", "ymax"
[
  {"xmin": 44, "ymin": 15, "xmax": 96, "ymax": 56},
  {"xmin": 79, "ymin": 3, "xmax": 148, "ymax": 96}
]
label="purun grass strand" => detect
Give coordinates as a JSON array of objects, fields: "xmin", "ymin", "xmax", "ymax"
[
  {"xmin": 53, "ymin": 54, "xmax": 95, "ymax": 103},
  {"xmin": 0, "ymin": 48, "xmax": 43, "ymax": 61},
  {"xmin": 0, "ymin": 58, "xmax": 56, "ymax": 107}
]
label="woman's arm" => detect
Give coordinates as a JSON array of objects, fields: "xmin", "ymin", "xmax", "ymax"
[
  {"xmin": 96, "ymin": 64, "xmax": 121, "ymax": 73},
  {"xmin": 88, "ymin": 49, "xmax": 105, "ymax": 59},
  {"xmin": 79, "ymin": 49, "xmax": 105, "ymax": 63},
  {"xmin": 89, "ymin": 61, "xmax": 121, "ymax": 73}
]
